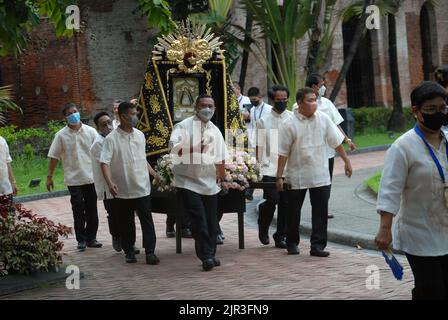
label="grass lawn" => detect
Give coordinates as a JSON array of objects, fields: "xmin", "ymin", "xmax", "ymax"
[
  {"xmin": 12, "ymin": 156, "xmax": 66, "ymax": 196},
  {"xmin": 352, "ymin": 131, "xmax": 406, "ymax": 149},
  {"xmin": 365, "ymin": 172, "xmax": 381, "ymax": 194}
]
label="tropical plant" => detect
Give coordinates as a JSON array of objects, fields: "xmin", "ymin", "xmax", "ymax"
[
  {"xmin": 0, "ymin": 0, "xmax": 77, "ymax": 56},
  {"xmin": 189, "ymin": 0, "xmax": 253, "ymax": 74},
  {"xmin": 0, "ymin": 85, "xmax": 22, "ymax": 125},
  {"xmin": 242, "ymin": 0, "xmax": 314, "ymax": 107},
  {"xmin": 0, "ymin": 196, "xmax": 71, "ymax": 275},
  {"xmin": 135, "ymin": 0, "xmax": 176, "ymax": 34}
]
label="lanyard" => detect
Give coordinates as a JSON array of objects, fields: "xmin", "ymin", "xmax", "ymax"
[
  {"xmin": 414, "ymin": 125, "xmax": 448, "ymax": 184},
  {"xmin": 238, "ymin": 96, "xmax": 243, "ymax": 103},
  {"xmin": 253, "ymin": 103, "xmax": 265, "ymax": 122}
]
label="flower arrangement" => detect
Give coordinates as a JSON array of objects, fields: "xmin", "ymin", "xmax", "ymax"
[
  {"xmin": 222, "ymin": 151, "xmax": 262, "ymax": 191},
  {"xmin": 152, "ymin": 154, "xmax": 175, "ymax": 192}
]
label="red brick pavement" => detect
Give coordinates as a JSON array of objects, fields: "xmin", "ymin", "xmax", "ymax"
[{"xmin": 3, "ymin": 150, "xmax": 414, "ymax": 300}]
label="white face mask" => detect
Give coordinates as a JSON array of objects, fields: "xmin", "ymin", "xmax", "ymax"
[
  {"xmin": 197, "ymin": 107, "xmax": 215, "ymax": 122},
  {"xmin": 318, "ymin": 85, "xmax": 326, "ymax": 97}
]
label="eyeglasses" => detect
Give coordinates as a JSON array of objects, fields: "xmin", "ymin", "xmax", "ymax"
[{"xmin": 420, "ymin": 105, "xmax": 448, "ymax": 115}]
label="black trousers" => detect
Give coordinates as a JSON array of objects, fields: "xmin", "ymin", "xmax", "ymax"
[
  {"xmin": 115, "ymin": 195, "xmax": 156, "ymax": 254},
  {"xmin": 258, "ymin": 176, "xmax": 287, "ymax": 241},
  {"xmin": 178, "ymin": 188, "xmax": 218, "ymax": 262},
  {"xmin": 166, "ymin": 211, "xmax": 191, "ymax": 229},
  {"xmin": 103, "ymin": 198, "xmax": 120, "ymax": 238},
  {"xmin": 67, "ymin": 184, "xmax": 98, "ymax": 243},
  {"xmin": 405, "ymin": 253, "xmax": 448, "ymax": 300},
  {"xmin": 286, "ymin": 185, "xmax": 331, "ymax": 251}
]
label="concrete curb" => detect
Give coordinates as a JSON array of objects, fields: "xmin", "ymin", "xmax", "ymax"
[
  {"xmin": 335, "ymin": 144, "xmax": 390, "ymax": 157},
  {"xmin": 15, "ymin": 190, "xmax": 69, "ymax": 203},
  {"xmin": 248, "ymin": 198, "xmax": 378, "ymax": 251}
]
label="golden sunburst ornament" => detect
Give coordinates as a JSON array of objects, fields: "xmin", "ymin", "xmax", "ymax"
[{"xmin": 152, "ymin": 19, "xmax": 224, "ymax": 73}]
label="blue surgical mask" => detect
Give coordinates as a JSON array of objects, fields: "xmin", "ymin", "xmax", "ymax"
[{"xmin": 67, "ymin": 112, "xmax": 81, "ymax": 125}]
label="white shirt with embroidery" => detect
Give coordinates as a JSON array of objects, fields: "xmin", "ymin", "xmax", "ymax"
[
  {"xmin": 48, "ymin": 124, "xmax": 98, "ymax": 186},
  {"xmin": 170, "ymin": 116, "xmax": 228, "ymax": 195},
  {"xmin": 90, "ymin": 134, "xmax": 113, "ymax": 201},
  {"xmin": 256, "ymin": 109, "xmax": 294, "ymax": 177},
  {"xmin": 100, "ymin": 127, "xmax": 151, "ymax": 199},
  {"xmin": 278, "ymin": 110, "xmax": 344, "ymax": 190},
  {"xmin": 377, "ymin": 129, "xmax": 448, "ymax": 256},
  {"xmin": 293, "ymin": 96, "xmax": 344, "ymax": 159}
]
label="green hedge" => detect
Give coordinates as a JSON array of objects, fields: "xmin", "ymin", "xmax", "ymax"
[
  {"xmin": 351, "ymin": 107, "xmax": 414, "ymax": 134},
  {"xmin": 0, "ymin": 121, "xmax": 65, "ymax": 158}
]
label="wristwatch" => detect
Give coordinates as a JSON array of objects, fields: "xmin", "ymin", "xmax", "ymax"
[{"xmin": 344, "ymin": 138, "xmax": 352, "ymax": 144}]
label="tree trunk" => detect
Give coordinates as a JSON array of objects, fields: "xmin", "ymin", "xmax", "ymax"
[
  {"xmin": 306, "ymin": 0, "xmax": 324, "ymax": 77},
  {"xmin": 239, "ymin": 10, "xmax": 253, "ymax": 92},
  {"xmin": 387, "ymin": 14, "xmax": 406, "ymax": 132},
  {"xmin": 329, "ymin": 0, "xmax": 374, "ymax": 102}
]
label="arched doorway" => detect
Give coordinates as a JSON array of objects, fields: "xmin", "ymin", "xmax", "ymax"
[
  {"xmin": 342, "ymin": 18, "xmax": 376, "ymax": 108},
  {"xmin": 420, "ymin": 2, "xmax": 439, "ymax": 80}
]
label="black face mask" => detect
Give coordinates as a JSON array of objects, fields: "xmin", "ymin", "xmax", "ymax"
[
  {"xmin": 421, "ymin": 111, "xmax": 447, "ymax": 130},
  {"xmin": 250, "ymin": 100, "xmax": 260, "ymax": 107},
  {"xmin": 274, "ymin": 101, "xmax": 287, "ymax": 112}
]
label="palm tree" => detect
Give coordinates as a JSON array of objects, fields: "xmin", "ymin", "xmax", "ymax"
[
  {"xmin": 328, "ymin": 0, "xmax": 374, "ymax": 102},
  {"xmin": 387, "ymin": 11, "xmax": 405, "ymax": 132},
  {"xmin": 241, "ymin": 0, "xmax": 314, "ymax": 106},
  {"xmin": 0, "ymin": 86, "xmax": 22, "ymax": 124}
]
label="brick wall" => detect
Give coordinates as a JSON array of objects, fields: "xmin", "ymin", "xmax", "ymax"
[
  {"xmin": 0, "ymin": 0, "xmax": 155, "ymax": 127},
  {"xmin": 0, "ymin": 19, "xmax": 95, "ymax": 127},
  {"xmin": 2, "ymin": 0, "xmax": 448, "ymax": 128}
]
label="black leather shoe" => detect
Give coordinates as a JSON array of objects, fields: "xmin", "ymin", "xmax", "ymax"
[
  {"xmin": 216, "ymin": 234, "xmax": 224, "ymax": 245},
  {"xmin": 258, "ymin": 233, "xmax": 269, "ymax": 245},
  {"xmin": 213, "ymin": 257, "xmax": 221, "ymax": 267},
  {"xmin": 86, "ymin": 240, "xmax": 103, "ymax": 248},
  {"xmin": 112, "ymin": 237, "xmax": 122, "ymax": 252},
  {"xmin": 182, "ymin": 228, "xmax": 193, "ymax": 238},
  {"xmin": 125, "ymin": 252, "xmax": 137, "ymax": 263},
  {"xmin": 202, "ymin": 258, "xmax": 215, "ymax": 271},
  {"xmin": 275, "ymin": 240, "xmax": 287, "ymax": 249},
  {"xmin": 328, "ymin": 213, "xmax": 335, "ymax": 219},
  {"xmin": 146, "ymin": 254, "xmax": 160, "ymax": 265},
  {"xmin": 245, "ymin": 194, "xmax": 253, "ymax": 201},
  {"xmin": 310, "ymin": 249, "xmax": 330, "ymax": 257},
  {"xmin": 287, "ymin": 245, "xmax": 300, "ymax": 255},
  {"xmin": 77, "ymin": 241, "xmax": 86, "ymax": 252},
  {"xmin": 88, "ymin": 240, "xmax": 103, "ymax": 248},
  {"xmin": 133, "ymin": 246, "xmax": 140, "ymax": 255}
]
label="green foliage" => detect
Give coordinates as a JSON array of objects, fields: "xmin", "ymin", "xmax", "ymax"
[
  {"xmin": 0, "ymin": 0, "xmax": 77, "ymax": 56},
  {"xmin": 136, "ymin": 0, "xmax": 176, "ymax": 34},
  {"xmin": 0, "ymin": 121, "xmax": 65, "ymax": 157},
  {"xmin": 0, "ymin": 197, "xmax": 71, "ymax": 275},
  {"xmin": 0, "ymin": 85, "xmax": 22, "ymax": 125},
  {"xmin": 242, "ymin": 0, "xmax": 314, "ymax": 107},
  {"xmin": 351, "ymin": 106, "xmax": 414, "ymax": 134},
  {"xmin": 190, "ymin": 0, "xmax": 252, "ymax": 74}
]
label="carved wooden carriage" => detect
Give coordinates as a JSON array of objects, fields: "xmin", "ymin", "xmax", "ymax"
[{"xmin": 136, "ymin": 20, "xmax": 247, "ymax": 253}]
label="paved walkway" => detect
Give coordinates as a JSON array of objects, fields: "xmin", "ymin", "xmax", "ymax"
[{"xmin": 1, "ymin": 150, "xmax": 414, "ymax": 300}]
